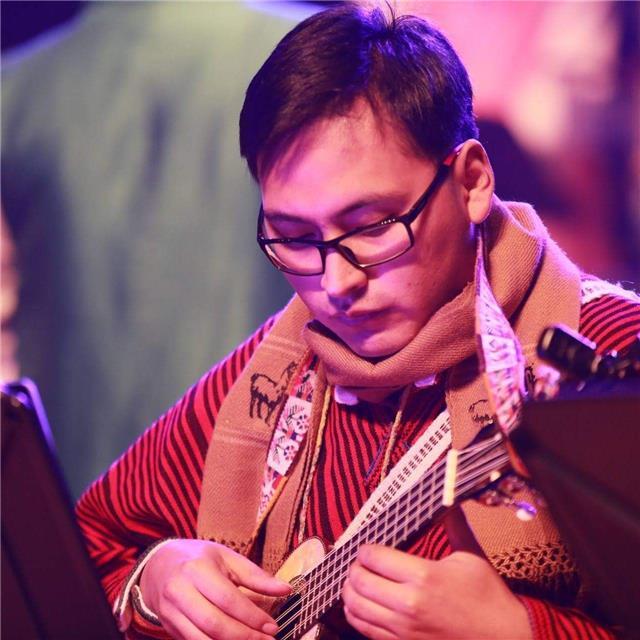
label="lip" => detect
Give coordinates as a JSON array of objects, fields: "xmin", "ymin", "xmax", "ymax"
[{"xmin": 330, "ymin": 309, "xmax": 383, "ymax": 326}]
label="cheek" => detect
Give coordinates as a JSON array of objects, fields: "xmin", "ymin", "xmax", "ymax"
[
  {"xmin": 413, "ymin": 216, "xmax": 474, "ymax": 283},
  {"xmin": 371, "ymin": 251, "xmax": 433, "ymax": 298},
  {"xmin": 285, "ymin": 274, "xmax": 322, "ymax": 307}
]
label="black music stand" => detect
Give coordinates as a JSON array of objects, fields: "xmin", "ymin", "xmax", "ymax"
[
  {"xmin": 1, "ymin": 379, "xmax": 122, "ymax": 639},
  {"xmin": 513, "ymin": 377, "xmax": 640, "ymax": 635}
]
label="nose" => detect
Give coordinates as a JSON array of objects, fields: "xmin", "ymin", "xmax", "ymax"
[{"xmin": 320, "ymin": 248, "xmax": 367, "ymax": 310}]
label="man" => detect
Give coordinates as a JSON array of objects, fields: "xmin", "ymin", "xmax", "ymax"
[{"xmin": 77, "ymin": 5, "xmax": 640, "ymax": 639}]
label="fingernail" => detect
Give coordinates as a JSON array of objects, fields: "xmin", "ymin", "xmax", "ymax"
[{"xmin": 262, "ymin": 622, "xmax": 279, "ymax": 636}]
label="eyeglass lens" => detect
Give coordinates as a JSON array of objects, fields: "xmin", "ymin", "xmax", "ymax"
[{"xmin": 265, "ymin": 221, "xmax": 412, "ymax": 274}]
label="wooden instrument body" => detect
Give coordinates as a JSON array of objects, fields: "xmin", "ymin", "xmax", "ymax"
[{"xmin": 274, "ymin": 538, "xmax": 327, "ymax": 640}]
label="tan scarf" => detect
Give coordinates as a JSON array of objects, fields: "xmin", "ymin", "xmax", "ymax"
[
  {"xmin": 303, "ymin": 197, "xmax": 581, "ymax": 448},
  {"xmin": 198, "ymin": 199, "xmax": 583, "ymax": 598},
  {"xmin": 197, "ymin": 295, "xmax": 319, "ymax": 566}
]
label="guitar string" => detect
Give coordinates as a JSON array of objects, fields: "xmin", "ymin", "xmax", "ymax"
[
  {"xmin": 276, "ymin": 465, "xmax": 477, "ymax": 640},
  {"xmin": 295, "ymin": 450, "xmax": 511, "ymax": 638},
  {"xmin": 275, "ymin": 439, "xmax": 508, "ymax": 637},
  {"xmin": 275, "ymin": 466, "xmax": 449, "ymax": 640},
  {"xmin": 274, "ymin": 460, "xmax": 448, "ymax": 637},
  {"xmin": 299, "ymin": 437, "xmax": 505, "ymax": 601},
  {"xmin": 300, "ymin": 435, "xmax": 502, "ymax": 596},
  {"xmin": 277, "ymin": 472, "xmax": 509, "ymax": 640},
  {"xmin": 453, "ymin": 442, "xmax": 507, "ymax": 479},
  {"xmin": 276, "ymin": 442, "xmax": 507, "ymax": 638},
  {"xmin": 275, "ymin": 441, "xmax": 507, "ymax": 637}
]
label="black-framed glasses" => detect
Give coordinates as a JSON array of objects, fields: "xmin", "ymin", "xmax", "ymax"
[{"xmin": 257, "ymin": 146, "xmax": 461, "ymax": 276}]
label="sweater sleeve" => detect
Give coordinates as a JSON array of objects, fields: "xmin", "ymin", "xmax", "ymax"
[
  {"xmin": 515, "ymin": 289, "xmax": 640, "ymax": 640},
  {"xmin": 578, "ymin": 292, "xmax": 640, "ymax": 356},
  {"xmin": 519, "ymin": 596, "xmax": 618, "ymax": 640},
  {"xmin": 75, "ymin": 316, "xmax": 278, "ymax": 632}
]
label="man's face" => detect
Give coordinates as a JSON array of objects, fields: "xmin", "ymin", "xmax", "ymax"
[{"xmin": 259, "ymin": 102, "xmax": 477, "ymax": 359}]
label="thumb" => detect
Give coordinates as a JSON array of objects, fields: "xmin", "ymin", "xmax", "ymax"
[
  {"xmin": 442, "ymin": 504, "xmax": 487, "ymax": 558},
  {"xmin": 223, "ymin": 549, "xmax": 292, "ymax": 596}
]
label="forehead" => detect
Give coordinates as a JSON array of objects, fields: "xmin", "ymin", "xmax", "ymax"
[{"xmin": 259, "ymin": 102, "xmax": 432, "ymax": 216}]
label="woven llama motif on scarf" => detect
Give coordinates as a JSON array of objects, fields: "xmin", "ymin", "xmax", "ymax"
[
  {"xmin": 249, "ymin": 361, "xmax": 298, "ymax": 427},
  {"xmin": 258, "ymin": 361, "xmax": 318, "ymax": 520}
]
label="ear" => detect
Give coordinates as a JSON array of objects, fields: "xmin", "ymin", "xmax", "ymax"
[{"xmin": 452, "ymin": 140, "xmax": 495, "ymax": 224}]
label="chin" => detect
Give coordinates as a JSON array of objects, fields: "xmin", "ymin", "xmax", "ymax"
[{"xmin": 343, "ymin": 330, "xmax": 410, "ymax": 360}]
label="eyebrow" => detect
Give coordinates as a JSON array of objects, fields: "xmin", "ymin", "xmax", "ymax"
[{"xmin": 262, "ymin": 190, "xmax": 410, "ymax": 225}]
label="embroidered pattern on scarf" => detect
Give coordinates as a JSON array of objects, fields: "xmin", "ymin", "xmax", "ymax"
[
  {"xmin": 474, "ymin": 226, "xmax": 526, "ymax": 436},
  {"xmin": 258, "ymin": 356, "xmax": 319, "ymax": 521}
]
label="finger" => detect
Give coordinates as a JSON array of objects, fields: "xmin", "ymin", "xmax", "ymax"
[
  {"xmin": 345, "ymin": 559, "xmax": 421, "ymax": 618},
  {"xmin": 170, "ymin": 608, "xmax": 277, "ymax": 640},
  {"xmin": 158, "ymin": 602, "xmax": 216, "ymax": 640},
  {"xmin": 193, "ymin": 565, "xmax": 281, "ymax": 634},
  {"xmin": 191, "ymin": 599, "xmax": 279, "ymax": 640},
  {"xmin": 222, "ymin": 548, "xmax": 292, "ymax": 596},
  {"xmin": 442, "ymin": 504, "xmax": 486, "ymax": 557},
  {"xmin": 355, "ymin": 544, "xmax": 434, "ymax": 584},
  {"xmin": 238, "ymin": 585, "xmax": 277, "ymax": 611},
  {"xmin": 343, "ymin": 571, "xmax": 400, "ymax": 633},
  {"xmin": 167, "ymin": 584, "xmax": 278, "ymax": 640},
  {"xmin": 343, "ymin": 604, "xmax": 398, "ymax": 640}
]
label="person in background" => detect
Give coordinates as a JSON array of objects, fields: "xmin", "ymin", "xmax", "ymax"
[
  {"xmin": 1, "ymin": 1, "xmax": 301, "ymax": 496},
  {"xmin": 77, "ymin": 5, "xmax": 640, "ymax": 640},
  {"xmin": 0, "ymin": 208, "xmax": 20, "ymax": 382}
]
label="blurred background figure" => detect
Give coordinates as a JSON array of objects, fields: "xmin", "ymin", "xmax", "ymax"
[
  {"xmin": 1, "ymin": 1, "xmax": 310, "ymax": 496},
  {"xmin": 1, "ymin": 209, "xmax": 20, "ymax": 382},
  {"xmin": 2, "ymin": 0, "xmax": 638, "ymax": 498}
]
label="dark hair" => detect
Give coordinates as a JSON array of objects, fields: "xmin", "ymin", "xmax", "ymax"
[{"xmin": 239, "ymin": 3, "xmax": 479, "ymax": 181}]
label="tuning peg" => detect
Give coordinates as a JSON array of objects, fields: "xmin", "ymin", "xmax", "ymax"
[
  {"xmin": 496, "ymin": 491, "xmax": 537, "ymax": 521},
  {"xmin": 476, "ymin": 488, "xmax": 504, "ymax": 507},
  {"xmin": 475, "ymin": 486, "xmax": 537, "ymax": 521},
  {"xmin": 497, "ymin": 475, "xmax": 526, "ymax": 495},
  {"xmin": 512, "ymin": 500, "xmax": 537, "ymax": 521}
]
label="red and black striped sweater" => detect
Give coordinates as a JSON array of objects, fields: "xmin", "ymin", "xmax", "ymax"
[{"xmin": 77, "ymin": 291, "xmax": 640, "ymax": 639}]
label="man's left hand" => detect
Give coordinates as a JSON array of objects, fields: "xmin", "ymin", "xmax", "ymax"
[{"xmin": 342, "ymin": 546, "xmax": 532, "ymax": 640}]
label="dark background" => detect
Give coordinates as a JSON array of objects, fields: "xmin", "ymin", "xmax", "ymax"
[{"xmin": 2, "ymin": 1, "xmax": 86, "ymax": 52}]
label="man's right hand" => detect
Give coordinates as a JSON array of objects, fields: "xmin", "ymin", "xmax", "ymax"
[{"xmin": 139, "ymin": 539, "xmax": 291, "ymax": 640}]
